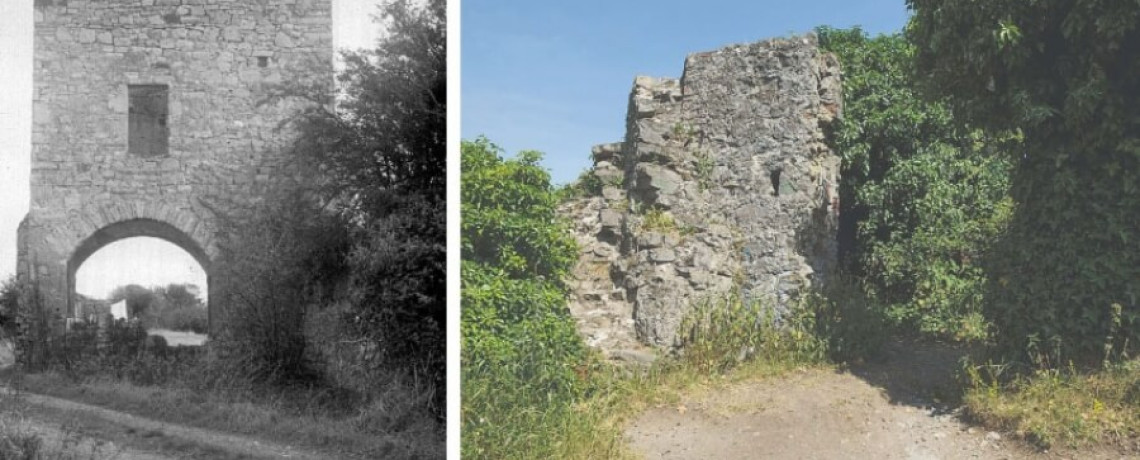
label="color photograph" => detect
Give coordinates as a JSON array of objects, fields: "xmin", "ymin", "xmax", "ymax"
[{"xmin": 461, "ymin": 1, "xmax": 1140, "ymax": 458}]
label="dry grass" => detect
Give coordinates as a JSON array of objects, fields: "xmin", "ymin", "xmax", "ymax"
[{"xmin": 964, "ymin": 361, "xmax": 1140, "ymax": 450}]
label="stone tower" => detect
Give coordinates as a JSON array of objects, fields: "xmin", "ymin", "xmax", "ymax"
[
  {"xmin": 562, "ymin": 35, "xmax": 842, "ymax": 356},
  {"xmin": 18, "ymin": 0, "xmax": 332, "ymax": 342}
]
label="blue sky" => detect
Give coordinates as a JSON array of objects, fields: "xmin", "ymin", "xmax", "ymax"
[{"xmin": 462, "ymin": 0, "xmax": 911, "ymax": 185}]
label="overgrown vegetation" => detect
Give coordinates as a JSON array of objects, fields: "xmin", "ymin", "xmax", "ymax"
[
  {"xmin": 965, "ymin": 362, "xmax": 1140, "ymax": 450},
  {"xmin": 461, "ymin": 137, "xmax": 594, "ymax": 458},
  {"xmin": 893, "ymin": 1, "xmax": 1140, "ymax": 450},
  {"xmin": 907, "ymin": 0, "xmax": 1140, "ymax": 366},
  {"xmin": 817, "ymin": 26, "xmax": 1013, "ymax": 342}
]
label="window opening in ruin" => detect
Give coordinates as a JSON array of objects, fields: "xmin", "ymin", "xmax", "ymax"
[
  {"xmin": 770, "ymin": 169, "xmax": 782, "ymax": 196},
  {"xmin": 128, "ymin": 84, "xmax": 169, "ymax": 157},
  {"xmin": 258, "ymin": 56, "xmax": 269, "ymax": 68}
]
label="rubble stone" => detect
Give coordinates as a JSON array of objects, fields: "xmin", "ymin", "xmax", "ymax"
[{"xmin": 561, "ymin": 35, "xmax": 842, "ymax": 351}]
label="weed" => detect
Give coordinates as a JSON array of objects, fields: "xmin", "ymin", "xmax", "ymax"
[
  {"xmin": 671, "ymin": 122, "xmax": 696, "ymax": 142},
  {"xmin": 640, "ymin": 209, "xmax": 676, "ymax": 233},
  {"xmin": 678, "ymin": 292, "xmax": 827, "ymax": 374},
  {"xmin": 963, "ymin": 361, "xmax": 1140, "ymax": 449},
  {"xmin": 693, "ymin": 150, "xmax": 715, "ymax": 190}
]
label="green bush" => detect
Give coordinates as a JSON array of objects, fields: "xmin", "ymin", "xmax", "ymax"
[
  {"xmin": 817, "ymin": 26, "xmax": 1013, "ymax": 341},
  {"xmin": 461, "ymin": 137, "xmax": 590, "ymax": 458},
  {"xmin": 907, "ymin": 1, "xmax": 1140, "ymax": 365}
]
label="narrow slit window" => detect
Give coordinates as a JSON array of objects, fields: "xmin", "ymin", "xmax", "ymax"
[{"xmin": 128, "ymin": 84, "xmax": 169, "ymax": 157}]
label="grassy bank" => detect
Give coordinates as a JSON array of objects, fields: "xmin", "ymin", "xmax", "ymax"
[
  {"xmin": 463, "ymin": 292, "xmax": 836, "ymax": 459},
  {"xmin": 964, "ymin": 361, "xmax": 1140, "ymax": 450},
  {"xmin": 0, "ymin": 338, "xmax": 443, "ymax": 460}
]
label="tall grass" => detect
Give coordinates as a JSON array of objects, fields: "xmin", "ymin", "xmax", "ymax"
[
  {"xmin": 964, "ymin": 359, "xmax": 1140, "ymax": 450},
  {"xmin": 462, "ymin": 292, "xmax": 837, "ymax": 459}
]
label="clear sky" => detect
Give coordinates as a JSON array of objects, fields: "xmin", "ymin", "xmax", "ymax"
[
  {"xmin": 0, "ymin": 0, "xmax": 387, "ymax": 296},
  {"xmin": 462, "ymin": 0, "xmax": 911, "ymax": 185}
]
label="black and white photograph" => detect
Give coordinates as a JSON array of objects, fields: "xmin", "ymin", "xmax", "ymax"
[{"xmin": 0, "ymin": 0, "xmax": 445, "ymax": 458}]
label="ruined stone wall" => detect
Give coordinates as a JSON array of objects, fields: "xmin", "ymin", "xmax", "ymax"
[
  {"xmin": 19, "ymin": 0, "xmax": 332, "ymax": 336},
  {"xmin": 563, "ymin": 35, "xmax": 841, "ymax": 356}
]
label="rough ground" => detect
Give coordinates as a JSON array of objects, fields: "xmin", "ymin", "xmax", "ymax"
[
  {"xmin": 0, "ymin": 339, "xmax": 336, "ymax": 459},
  {"xmin": 626, "ymin": 340, "xmax": 1134, "ymax": 459},
  {"xmin": 0, "ymin": 387, "xmax": 339, "ymax": 460}
]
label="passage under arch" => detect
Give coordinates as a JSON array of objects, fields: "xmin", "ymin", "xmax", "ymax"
[{"xmin": 67, "ymin": 218, "xmax": 212, "ymax": 318}]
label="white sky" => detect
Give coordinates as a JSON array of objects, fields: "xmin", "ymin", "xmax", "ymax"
[{"xmin": 0, "ymin": 0, "xmax": 386, "ymax": 298}]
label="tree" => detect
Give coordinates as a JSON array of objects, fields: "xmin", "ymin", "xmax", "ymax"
[
  {"xmin": 907, "ymin": 1, "xmax": 1140, "ymax": 364},
  {"xmin": 107, "ymin": 284, "xmax": 158, "ymax": 319},
  {"xmin": 155, "ymin": 284, "xmax": 202, "ymax": 310}
]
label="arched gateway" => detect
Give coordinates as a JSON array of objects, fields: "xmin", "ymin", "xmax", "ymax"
[{"xmin": 17, "ymin": 0, "xmax": 332, "ymax": 357}]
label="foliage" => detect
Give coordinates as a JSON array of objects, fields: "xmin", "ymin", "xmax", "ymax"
[
  {"xmin": 210, "ymin": 0, "xmax": 445, "ymax": 416},
  {"xmin": 559, "ymin": 168, "xmax": 605, "ymax": 200},
  {"xmin": 280, "ymin": 0, "xmax": 446, "ymax": 409},
  {"xmin": 964, "ymin": 360, "xmax": 1140, "ymax": 449},
  {"xmin": 211, "ymin": 190, "xmax": 345, "ymax": 387},
  {"xmin": 907, "ymin": 1, "xmax": 1140, "ymax": 363},
  {"xmin": 290, "ymin": 0, "xmax": 445, "ymax": 205},
  {"xmin": 461, "ymin": 137, "xmax": 591, "ymax": 458},
  {"xmin": 0, "ymin": 276, "xmax": 17, "ymax": 335},
  {"xmin": 817, "ymin": 26, "xmax": 1013, "ymax": 340},
  {"xmin": 104, "ymin": 283, "xmax": 206, "ymax": 333},
  {"xmin": 107, "ymin": 284, "xmax": 158, "ymax": 319},
  {"xmin": 640, "ymin": 208, "xmax": 676, "ymax": 233}
]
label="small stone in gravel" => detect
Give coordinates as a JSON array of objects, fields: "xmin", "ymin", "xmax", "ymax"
[{"xmin": 985, "ymin": 431, "xmax": 1001, "ymax": 441}]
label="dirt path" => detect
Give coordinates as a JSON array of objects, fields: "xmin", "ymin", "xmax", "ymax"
[
  {"xmin": 1, "ymin": 387, "xmax": 338, "ymax": 459},
  {"xmin": 626, "ymin": 341, "xmax": 1132, "ymax": 459}
]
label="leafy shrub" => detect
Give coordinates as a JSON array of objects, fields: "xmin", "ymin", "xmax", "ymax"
[
  {"xmin": 907, "ymin": 1, "xmax": 1140, "ymax": 365},
  {"xmin": 210, "ymin": 191, "xmax": 343, "ymax": 387},
  {"xmin": 817, "ymin": 26, "xmax": 1013, "ymax": 341},
  {"xmin": 461, "ymin": 137, "xmax": 590, "ymax": 458},
  {"xmin": 640, "ymin": 208, "xmax": 676, "ymax": 233}
]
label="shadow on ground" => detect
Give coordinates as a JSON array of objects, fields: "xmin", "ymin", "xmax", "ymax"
[{"xmin": 845, "ymin": 338, "xmax": 983, "ymax": 413}]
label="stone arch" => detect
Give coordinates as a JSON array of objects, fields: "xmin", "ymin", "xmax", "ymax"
[
  {"xmin": 19, "ymin": 202, "xmax": 217, "ymax": 334},
  {"xmin": 66, "ymin": 218, "xmax": 212, "ymax": 320}
]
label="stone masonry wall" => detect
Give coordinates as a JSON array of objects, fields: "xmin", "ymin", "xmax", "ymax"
[
  {"xmin": 18, "ymin": 0, "xmax": 332, "ymax": 342},
  {"xmin": 563, "ymin": 35, "xmax": 841, "ymax": 357}
]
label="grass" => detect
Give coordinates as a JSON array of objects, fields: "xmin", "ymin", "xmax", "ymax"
[
  {"xmin": 964, "ymin": 360, "xmax": 1140, "ymax": 450},
  {"xmin": 462, "ymin": 293, "xmax": 831, "ymax": 459},
  {"xmin": 0, "ymin": 399, "xmax": 123, "ymax": 460},
  {"xmin": 2, "ymin": 369, "xmax": 442, "ymax": 459}
]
